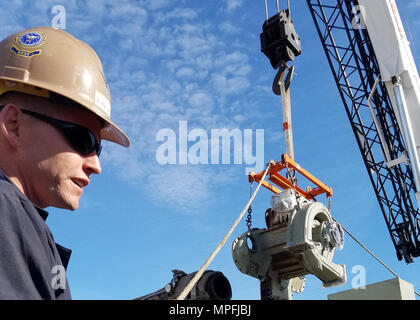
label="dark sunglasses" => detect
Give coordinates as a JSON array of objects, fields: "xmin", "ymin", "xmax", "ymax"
[{"xmin": 0, "ymin": 105, "xmax": 102, "ymax": 156}]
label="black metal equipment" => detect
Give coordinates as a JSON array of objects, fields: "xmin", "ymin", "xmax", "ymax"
[
  {"xmin": 307, "ymin": 0, "xmax": 420, "ymax": 263},
  {"xmin": 261, "ymin": 9, "xmax": 302, "ymax": 69},
  {"xmin": 135, "ymin": 269, "xmax": 232, "ymax": 300}
]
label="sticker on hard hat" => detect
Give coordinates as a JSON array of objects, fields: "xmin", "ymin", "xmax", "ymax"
[
  {"xmin": 16, "ymin": 32, "xmax": 45, "ymax": 48},
  {"xmin": 10, "ymin": 46, "xmax": 41, "ymax": 58},
  {"xmin": 95, "ymin": 91, "xmax": 111, "ymax": 117}
]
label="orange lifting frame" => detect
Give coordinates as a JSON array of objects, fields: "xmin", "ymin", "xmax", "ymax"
[{"xmin": 248, "ymin": 154, "xmax": 333, "ymax": 200}]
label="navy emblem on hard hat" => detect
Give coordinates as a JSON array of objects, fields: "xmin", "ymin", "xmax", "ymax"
[
  {"xmin": 16, "ymin": 32, "xmax": 45, "ymax": 48},
  {"xmin": 10, "ymin": 46, "xmax": 41, "ymax": 57}
]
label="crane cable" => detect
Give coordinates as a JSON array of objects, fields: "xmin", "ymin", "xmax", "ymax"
[
  {"xmin": 334, "ymin": 218, "xmax": 420, "ymax": 298},
  {"xmin": 177, "ymin": 161, "xmax": 273, "ymax": 300},
  {"xmin": 265, "ymin": 0, "xmax": 292, "ymax": 20}
]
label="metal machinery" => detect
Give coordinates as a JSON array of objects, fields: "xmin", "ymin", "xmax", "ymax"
[
  {"xmin": 233, "ymin": 155, "xmax": 347, "ymax": 299},
  {"xmin": 307, "ymin": 0, "xmax": 420, "ymax": 263},
  {"xmin": 232, "ymin": 189, "xmax": 346, "ymax": 300},
  {"xmin": 232, "ymin": 0, "xmax": 420, "ymax": 300},
  {"xmin": 232, "ymin": 1, "xmax": 347, "ymax": 300},
  {"xmin": 136, "ymin": 269, "xmax": 232, "ymax": 300}
]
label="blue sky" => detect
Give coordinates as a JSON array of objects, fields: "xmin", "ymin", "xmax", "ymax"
[{"xmin": 2, "ymin": 0, "xmax": 419, "ymax": 300}]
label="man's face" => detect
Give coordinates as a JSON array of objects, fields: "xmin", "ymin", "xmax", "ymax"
[{"xmin": 16, "ymin": 98, "xmax": 103, "ymax": 210}]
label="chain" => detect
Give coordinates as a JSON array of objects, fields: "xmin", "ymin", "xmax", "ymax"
[
  {"xmin": 286, "ymin": 167, "xmax": 297, "ymax": 187},
  {"xmin": 285, "ymin": 165, "xmax": 300, "ymax": 201},
  {"xmin": 246, "ymin": 206, "xmax": 252, "ymax": 230},
  {"xmin": 246, "ymin": 183, "xmax": 254, "ymax": 230}
]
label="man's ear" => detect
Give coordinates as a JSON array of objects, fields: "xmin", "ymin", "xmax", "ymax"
[{"xmin": 0, "ymin": 104, "xmax": 23, "ymax": 148}]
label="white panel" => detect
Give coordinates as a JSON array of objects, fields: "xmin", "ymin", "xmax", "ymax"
[
  {"xmin": 358, "ymin": 0, "xmax": 420, "ymax": 195},
  {"xmin": 328, "ymin": 278, "xmax": 415, "ymax": 300},
  {"xmin": 358, "ymin": 0, "xmax": 417, "ymax": 81}
]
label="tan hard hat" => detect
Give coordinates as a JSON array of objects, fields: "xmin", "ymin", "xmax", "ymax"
[{"xmin": 0, "ymin": 26, "xmax": 129, "ymax": 147}]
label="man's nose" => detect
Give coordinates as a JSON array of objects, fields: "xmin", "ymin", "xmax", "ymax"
[{"xmin": 83, "ymin": 153, "xmax": 102, "ymax": 176}]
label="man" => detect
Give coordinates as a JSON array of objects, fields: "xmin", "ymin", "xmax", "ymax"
[{"xmin": 0, "ymin": 27, "xmax": 129, "ymax": 299}]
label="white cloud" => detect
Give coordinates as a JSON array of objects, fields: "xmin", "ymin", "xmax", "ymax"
[
  {"xmin": 188, "ymin": 92, "xmax": 214, "ymax": 110},
  {"xmin": 148, "ymin": 166, "xmax": 212, "ymax": 210},
  {"xmin": 225, "ymin": 0, "xmax": 243, "ymax": 13},
  {"xmin": 408, "ymin": 0, "xmax": 420, "ymax": 8},
  {"xmin": 211, "ymin": 74, "xmax": 250, "ymax": 96},
  {"xmin": 144, "ymin": 0, "xmax": 171, "ymax": 10},
  {"xmin": 176, "ymin": 67, "xmax": 195, "ymax": 78},
  {"xmin": 156, "ymin": 8, "xmax": 198, "ymax": 21},
  {"xmin": 233, "ymin": 114, "xmax": 246, "ymax": 123},
  {"xmin": 218, "ymin": 21, "xmax": 240, "ymax": 34}
]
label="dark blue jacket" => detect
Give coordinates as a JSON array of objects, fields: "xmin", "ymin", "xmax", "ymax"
[{"xmin": 0, "ymin": 170, "xmax": 71, "ymax": 299}]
